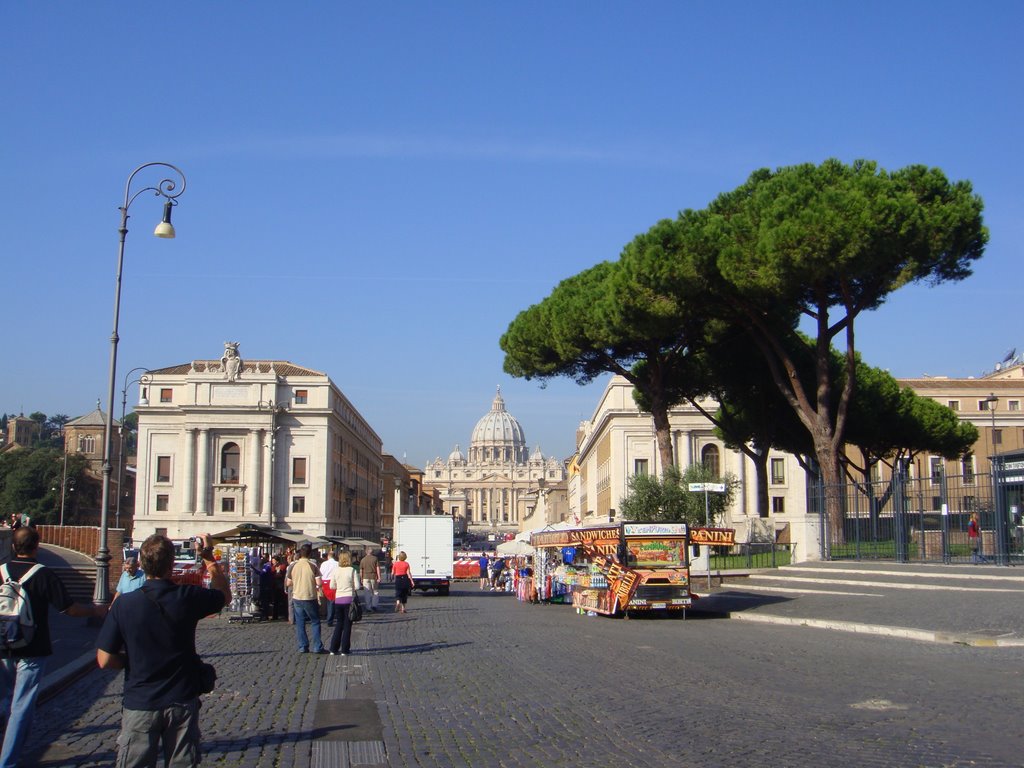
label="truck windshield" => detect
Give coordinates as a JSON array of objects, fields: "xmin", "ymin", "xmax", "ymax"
[{"xmin": 626, "ymin": 538, "xmax": 687, "ymax": 568}]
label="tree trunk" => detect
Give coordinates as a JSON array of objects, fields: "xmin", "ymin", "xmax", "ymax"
[
  {"xmin": 752, "ymin": 448, "xmax": 770, "ymax": 520},
  {"xmin": 650, "ymin": 403, "xmax": 676, "ymax": 477},
  {"xmin": 811, "ymin": 431, "xmax": 845, "ymax": 547}
]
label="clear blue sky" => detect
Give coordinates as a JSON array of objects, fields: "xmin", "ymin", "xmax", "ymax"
[{"xmin": 2, "ymin": 2, "xmax": 1021, "ymax": 467}]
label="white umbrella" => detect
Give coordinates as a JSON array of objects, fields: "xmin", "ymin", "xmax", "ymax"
[{"xmin": 496, "ymin": 539, "xmax": 534, "ymax": 556}]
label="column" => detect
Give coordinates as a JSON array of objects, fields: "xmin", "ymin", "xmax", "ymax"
[
  {"xmin": 249, "ymin": 430, "xmax": 262, "ymax": 516},
  {"xmin": 196, "ymin": 428, "xmax": 210, "ymax": 516},
  {"xmin": 183, "ymin": 428, "xmax": 196, "ymax": 516}
]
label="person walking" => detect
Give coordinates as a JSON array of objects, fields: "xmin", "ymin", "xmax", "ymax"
[
  {"xmin": 968, "ymin": 512, "xmax": 987, "ymax": 564},
  {"xmin": 359, "ymin": 548, "xmax": 380, "ymax": 612},
  {"xmin": 328, "ymin": 552, "xmax": 362, "ymax": 656},
  {"xmin": 96, "ymin": 533, "xmax": 230, "ymax": 768},
  {"xmin": 112, "ymin": 555, "xmax": 146, "ymax": 602},
  {"xmin": 286, "ymin": 545, "xmax": 325, "ymax": 653},
  {"xmin": 318, "ymin": 549, "xmax": 339, "ymax": 627},
  {"xmin": 391, "ymin": 551, "xmax": 414, "ymax": 613},
  {"xmin": 0, "ymin": 526, "xmax": 107, "ymax": 768}
]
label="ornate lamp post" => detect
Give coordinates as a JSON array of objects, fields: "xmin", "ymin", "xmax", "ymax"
[
  {"xmin": 115, "ymin": 367, "xmax": 151, "ymax": 531},
  {"xmin": 258, "ymin": 400, "xmax": 286, "ymax": 527},
  {"xmin": 96, "ymin": 163, "xmax": 185, "ymax": 606}
]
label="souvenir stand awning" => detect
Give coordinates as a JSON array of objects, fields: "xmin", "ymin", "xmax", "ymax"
[{"xmin": 207, "ymin": 524, "xmax": 329, "ymax": 623}]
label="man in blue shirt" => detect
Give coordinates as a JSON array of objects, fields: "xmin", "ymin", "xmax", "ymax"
[
  {"xmin": 97, "ymin": 534, "xmax": 230, "ymax": 767},
  {"xmin": 112, "ymin": 555, "xmax": 146, "ymax": 601}
]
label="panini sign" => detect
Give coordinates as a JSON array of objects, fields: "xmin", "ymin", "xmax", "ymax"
[{"xmin": 689, "ymin": 527, "xmax": 736, "ymax": 546}]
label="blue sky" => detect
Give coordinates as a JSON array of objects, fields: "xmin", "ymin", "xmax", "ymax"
[{"xmin": 2, "ymin": 2, "xmax": 1021, "ymax": 467}]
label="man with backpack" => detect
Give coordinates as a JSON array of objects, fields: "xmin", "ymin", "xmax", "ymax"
[{"xmin": 0, "ymin": 525, "xmax": 106, "ymax": 767}]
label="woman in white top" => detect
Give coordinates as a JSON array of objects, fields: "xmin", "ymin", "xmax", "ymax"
[{"xmin": 328, "ymin": 551, "xmax": 362, "ymax": 655}]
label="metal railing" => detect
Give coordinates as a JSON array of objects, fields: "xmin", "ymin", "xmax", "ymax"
[{"xmin": 813, "ymin": 469, "xmax": 1024, "ymax": 565}]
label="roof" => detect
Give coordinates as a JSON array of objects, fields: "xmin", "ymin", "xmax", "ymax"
[
  {"xmin": 66, "ymin": 407, "xmax": 119, "ymax": 429},
  {"xmin": 149, "ymin": 360, "xmax": 325, "ymax": 377}
]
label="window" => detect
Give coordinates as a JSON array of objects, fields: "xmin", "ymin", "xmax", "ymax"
[
  {"xmin": 930, "ymin": 457, "xmax": 943, "ymax": 482},
  {"xmin": 78, "ymin": 434, "xmax": 95, "ymax": 454},
  {"xmin": 292, "ymin": 457, "xmax": 307, "ymax": 485},
  {"xmin": 160, "ymin": 388, "xmax": 173, "ymax": 403},
  {"xmin": 156, "ymin": 494, "xmax": 169, "ymax": 511},
  {"xmin": 295, "ymin": 389, "xmax": 308, "ymax": 404},
  {"xmin": 993, "ymin": 429, "xmax": 1003, "ymax": 446},
  {"xmin": 701, "ymin": 445, "xmax": 720, "ymax": 478},
  {"xmin": 979, "ymin": 399, "xmax": 996, "ymax": 411},
  {"xmin": 1010, "ymin": 400, "xmax": 1021, "ymax": 412},
  {"xmin": 770, "ymin": 497, "xmax": 785, "ymax": 516},
  {"xmin": 221, "ymin": 497, "xmax": 235, "ymax": 513},
  {"xmin": 962, "ymin": 456, "xmax": 975, "ymax": 485},
  {"xmin": 155, "ymin": 528, "xmax": 167, "ymax": 537},
  {"xmin": 947, "ymin": 400, "xmax": 960, "ymax": 412},
  {"xmin": 869, "ymin": 462, "xmax": 881, "ymax": 483},
  {"xmin": 634, "ymin": 459, "xmax": 649, "ymax": 476},
  {"xmin": 292, "ymin": 496, "xmax": 305, "ymax": 513},
  {"xmin": 770, "ymin": 458, "xmax": 785, "ymax": 485},
  {"xmin": 156, "ymin": 456, "xmax": 171, "ymax": 483},
  {"xmin": 220, "ymin": 442, "xmax": 240, "ymax": 484}
]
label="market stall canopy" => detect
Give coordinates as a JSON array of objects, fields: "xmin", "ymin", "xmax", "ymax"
[
  {"xmin": 208, "ymin": 524, "xmax": 331, "ymax": 549},
  {"xmin": 496, "ymin": 539, "xmax": 535, "ymax": 556},
  {"xmin": 341, "ymin": 537, "xmax": 380, "ymax": 549}
]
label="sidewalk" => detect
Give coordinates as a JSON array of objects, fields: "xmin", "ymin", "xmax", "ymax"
[{"xmin": 689, "ymin": 561, "xmax": 1024, "ymax": 647}]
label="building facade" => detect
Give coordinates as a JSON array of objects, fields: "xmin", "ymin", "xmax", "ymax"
[
  {"xmin": 425, "ymin": 388, "xmax": 567, "ymax": 538},
  {"xmin": 571, "ymin": 376, "xmax": 815, "ymax": 558},
  {"xmin": 898, "ymin": 360, "xmax": 1024, "ymax": 481},
  {"xmin": 133, "ymin": 344, "xmax": 383, "ymax": 541}
]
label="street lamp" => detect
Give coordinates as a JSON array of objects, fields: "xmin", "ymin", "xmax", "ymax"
[
  {"xmin": 96, "ymin": 163, "xmax": 186, "ymax": 607},
  {"xmin": 116, "ymin": 367, "xmax": 150, "ymax": 531},
  {"xmin": 984, "ymin": 394, "xmax": 999, "ymax": 461},
  {"xmin": 258, "ymin": 400, "xmax": 286, "ymax": 527}
]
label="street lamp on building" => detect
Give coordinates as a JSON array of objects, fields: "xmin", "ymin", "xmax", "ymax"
[
  {"xmin": 96, "ymin": 163, "xmax": 186, "ymax": 607},
  {"xmin": 116, "ymin": 367, "xmax": 150, "ymax": 531}
]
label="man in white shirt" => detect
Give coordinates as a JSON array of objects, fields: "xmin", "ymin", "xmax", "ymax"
[{"xmin": 319, "ymin": 549, "xmax": 339, "ymax": 626}]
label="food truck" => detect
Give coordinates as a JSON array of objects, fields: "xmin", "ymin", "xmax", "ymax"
[{"xmin": 530, "ymin": 522, "xmax": 692, "ymax": 616}]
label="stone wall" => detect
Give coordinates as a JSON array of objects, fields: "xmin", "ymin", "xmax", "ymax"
[{"xmin": 36, "ymin": 525, "xmax": 126, "ymax": 593}]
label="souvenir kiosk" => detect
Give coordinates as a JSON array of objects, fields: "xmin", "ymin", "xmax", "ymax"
[{"xmin": 530, "ymin": 522, "xmax": 692, "ymax": 616}]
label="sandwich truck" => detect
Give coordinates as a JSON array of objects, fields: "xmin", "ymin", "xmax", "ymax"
[{"xmin": 530, "ymin": 522, "xmax": 694, "ymax": 616}]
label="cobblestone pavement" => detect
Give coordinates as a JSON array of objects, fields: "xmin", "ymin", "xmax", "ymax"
[{"xmin": 21, "ymin": 581, "xmax": 1024, "ymax": 767}]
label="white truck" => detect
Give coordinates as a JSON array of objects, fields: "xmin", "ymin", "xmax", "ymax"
[{"xmin": 394, "ymin": 514, "xmax": 454, "ymax": 595}]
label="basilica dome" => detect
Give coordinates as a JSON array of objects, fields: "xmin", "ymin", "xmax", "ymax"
[{"xmin": 469, "ymin": 387, "xmax": 527, "ymax": 463}]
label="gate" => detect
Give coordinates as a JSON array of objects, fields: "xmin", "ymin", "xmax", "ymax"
[{"xmin": 818, "ymin": 466, "xmax": 1024, "ymax": 565}]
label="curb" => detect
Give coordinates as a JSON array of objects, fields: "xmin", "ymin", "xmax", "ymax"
[
  {"xmin": 690, "ymin": 608, "xmax": 1024, "ymax": 647},
  {"xmin": 39, "ymin": 651, "xmax": 99, "ymax": 705}
]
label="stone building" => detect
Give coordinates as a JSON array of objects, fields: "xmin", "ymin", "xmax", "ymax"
[
  {"xmin": 571, "ymin": 375, "xmax": 815, "ymax": 559},
  {"xmin": 133, "ymin": 343, "xmax": 383, "ymax": 541},
  {"xmin": 425, "ymin": 388, "xmax": 567, "ymax": 538}
]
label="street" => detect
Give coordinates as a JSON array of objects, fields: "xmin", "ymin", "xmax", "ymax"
[{"xmin": 23, "ymin": 580, "xmax": 1024, "ymax": 767}]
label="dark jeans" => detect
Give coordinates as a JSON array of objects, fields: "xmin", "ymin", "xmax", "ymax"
[
  {"xmin": 329, "ymin": 601, "xmax": 354, "ymax": 654},
  {"xmin": 325, "ymin": 599, "xmax": 337, "ymax": 625}
]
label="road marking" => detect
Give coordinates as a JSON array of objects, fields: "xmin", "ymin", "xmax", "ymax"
[
  {"xmin": 749, "ymin": 575, "xmax": 1023, "ymax": 593},
  {"xmin": 850, "ymin": 698, "xmax": 909, "ymax": 711}
]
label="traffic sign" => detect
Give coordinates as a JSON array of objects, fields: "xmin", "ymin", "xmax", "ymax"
[{"xmin": 688, "ymin": 482, "xmax": 725, "ymax": 492}]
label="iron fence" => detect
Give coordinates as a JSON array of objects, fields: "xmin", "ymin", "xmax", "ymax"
[{"xmin": 813, "ymin": 469, "xmax": 1024, "ymax": 565}]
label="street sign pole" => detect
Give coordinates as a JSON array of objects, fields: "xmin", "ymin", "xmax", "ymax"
[{"xmin": 688, "ymin": 482, "xmax": 726, "ymax": 590}]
